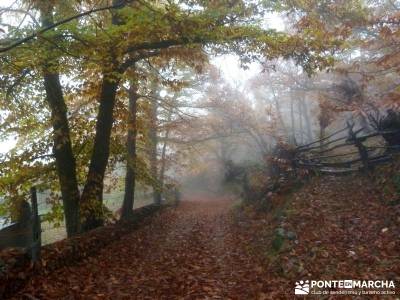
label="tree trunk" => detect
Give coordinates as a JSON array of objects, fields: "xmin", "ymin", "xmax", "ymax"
[
  {"xmin": 80, "ymin": 75, "xmax": 120, "ymax": 231},
  {"xmin": 121, "ymin": 80, "xmax": 138, "ymax": 220},
  {"xmin": 159, "ymin": 138, "xmax": 168, "ymax": 191},
  {"xmin": 43, "ymin": 73, "xmax": 81, "ymax": 236},
  {"xmin": 159, "ymin": 113, "xmax": 172, "ymax": 191},
  {"xmin": 290, "ymin": 92, "xmax": 296, "ymax": 144},
  {"xmin": 149, "ymin": 94, "xmax": 161, "ymax": 205},
  {"xmin": 297, "ymin": 94, "xmax": 304, "ymax": 144},
  {"xmin": 39, "ymin": 3, "xmax": 80, "ymax": 237},
  {"xmin": 80, "ymin": 0, "xmax": 125, "ymax": 231},
  {"xmin": 301, "ymin": 95, "xmax": 313, "ymax": 142},
  {"xmin": 272, "ymin": 91, "xmax": 288, "ymax": 137}
]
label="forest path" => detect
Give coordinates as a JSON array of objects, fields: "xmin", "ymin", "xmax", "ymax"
[{"xmin": 17, "ymin": 196, "xmax": 269, "ymax": 299}]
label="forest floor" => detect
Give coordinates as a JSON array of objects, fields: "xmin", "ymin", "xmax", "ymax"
[
  {"xmin": 15, "ymin": 196, "xmax": 271, "ymax": 300},
  {"xmin": 13, "ymin": 174, "xmax": 400, "ymax": 299}
]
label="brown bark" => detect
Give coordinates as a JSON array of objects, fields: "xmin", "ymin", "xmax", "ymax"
[
  {"xmin": 39, "ymin": 2, "xmax": 80, "ymax": 237},
  {"xmin": 80, "ymin": 75, "xmax": 120, "ymax": 231},
  {"xmin": 121, "ymin": 80, "xmax": 138, "ymax": 220},
  {"xmin": 159, "ymin": 113, "xmax": 172, "ymax": 190},
  {"xmin": 149, "ymin": 94, "xmax": 162, "ymax": 205},
  {"xmin": 80, "ymin": 0, "xmax": 126, "ymax": 231},
  {"xmin": 43, "ymin": 72, "xmax": 81, "ymax": 236}
]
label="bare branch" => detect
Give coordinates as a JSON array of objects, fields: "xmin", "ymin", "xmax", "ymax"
[{"xmin": 0, "ymin": 7, "xmax": 40, "ymax": 26}]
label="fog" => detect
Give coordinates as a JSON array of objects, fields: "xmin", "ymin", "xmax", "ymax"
[
  {"xmin": 0, "ymin": 0, "xmax": 399, "ymax": 243},
  {"xmin": 174, "ymin": 54, "xmax": 399, "ymax": 198}
]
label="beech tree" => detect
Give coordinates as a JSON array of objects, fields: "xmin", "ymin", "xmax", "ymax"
[
  {"xmin": 0, "ymin": 0, "xmax": 338, "ymax": 235},
  {"xmin": 120, "ymin": 75, "xmax": 139, "ymax": 220}
]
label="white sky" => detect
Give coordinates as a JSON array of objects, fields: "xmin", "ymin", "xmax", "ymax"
[
  {"xmin": 212, "ymin": 55, "xmax": 261, "ymax": 87},
  {"xmin": 211, "ymin": 12, "xmax": 285, "ymax": 85}
]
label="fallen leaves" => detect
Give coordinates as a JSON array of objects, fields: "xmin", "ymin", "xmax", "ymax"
[
  {"xmin": 11, "ymin": 197, "xmax": 270, "ymax": 299},
  {"xmin": 7, "ymin": 172, "xmax": 400, "ymax": 299}
]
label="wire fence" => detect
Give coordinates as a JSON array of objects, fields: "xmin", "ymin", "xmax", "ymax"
[
  {"xmin": 0, "ymin": 186, "xmax": 155, "ymax": 256},
  {"xmin": 0, "ymin": 188, "xmax": 41, "ymax": 262},
  {"xmin": 38, "ymin": 188, "xmax": 154, "ymax": 245}
]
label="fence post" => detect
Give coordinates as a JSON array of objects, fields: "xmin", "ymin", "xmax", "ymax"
[
  {"xmin": 347, "ymin": 123, "xmax": 371, "ymax": 172},
  {"xmin": 30, "ymin": 187, "xmax": 41, "ymax": 263}
]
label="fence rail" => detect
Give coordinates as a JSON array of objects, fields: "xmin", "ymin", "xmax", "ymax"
[{"xmin": 293, "ymin": 123, "xmax": 400, "ymax": 175}]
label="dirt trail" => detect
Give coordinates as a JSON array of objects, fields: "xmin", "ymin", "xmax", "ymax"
[{"xmin": 16, "ymin": 197, "xmax": 269, "ymax": 299}]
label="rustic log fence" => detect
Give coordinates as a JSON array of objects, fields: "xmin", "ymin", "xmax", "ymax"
[
  {"xmin": 294, "ymin": 123, "xmax": 400, "ymax": 175},
  {"xmin": 0, "ymin": 187, "xmax": 41, "ymax": 262}
]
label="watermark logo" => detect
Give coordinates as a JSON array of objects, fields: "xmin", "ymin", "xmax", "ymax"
[
  {"xmin": 295, "ymin": 280, "xmax": 310, "ymax": 295},
  {"xmin": 295, "ymin": 280, "xmax": 396, "ymax": 296}
]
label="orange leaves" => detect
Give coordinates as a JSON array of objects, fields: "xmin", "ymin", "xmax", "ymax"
[
  {"xmin": 9, "ymin": 166, "xmax": 400, "ymax": 299},
  {"xmin": 379, "ymin": 26, "xmax": 393, "ymax": 39},
  {"xmin": 11, "ymin": 198, "xmax": 271, "ymax": 299}
]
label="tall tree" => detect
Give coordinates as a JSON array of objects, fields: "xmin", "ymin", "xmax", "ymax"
[
  {"xmin": 0, "ymin": 0, "xmax": 339, "ymax": 233},
  {"xmin": 121, "ymin": 77, "xmax": 139, "ymax": 220},
  {"xmin": 148, "ymin": 86, "xmax": 162, "ymax": 205},
  {"xmin": 38, "ymin": 1, "xmax": 80, "ymax": 236},
  {"xmin": 159, "ymin": 112, "xmax": 173, "ymax": 193}
]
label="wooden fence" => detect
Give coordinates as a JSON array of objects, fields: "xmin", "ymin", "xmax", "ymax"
[
  {"xmin": 0, "ymin": 187, "xmax": 41, "ymax": 262},
  {"xmin": 293, "ymin": 123, "xmax": 400, "ymax": 175}
]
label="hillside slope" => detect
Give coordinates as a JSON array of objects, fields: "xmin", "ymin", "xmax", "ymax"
[{"xmin": 234, "ymin": 171, "xmax": 400, "ymax": 298}]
